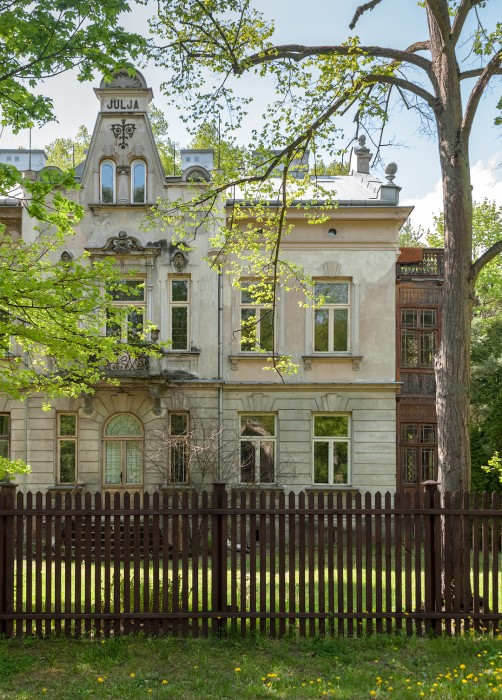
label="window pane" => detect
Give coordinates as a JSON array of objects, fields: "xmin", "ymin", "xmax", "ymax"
[
  {"xmin": 105, "ymin": 442, "xmax": 121, "ymax": 484},
  {"xmin": 402, "ymin": 310, "xmax": 417, "ymax": 327},
  {"xmin": 0, "ymin": 439, "xmax": 9, "ymax": 458},
  {"xmin": 403, "ymin": 448, "xmax": 417, "ymax": 483},
  {"xmin": 314, "ymin": 415, "xmax": 348, "ymax": 437},
  {"xmin": 420, "ymin": 310, "xmax": 436, "ymax": 328},
  {"xmin": 127, "ymin": 309, "xmax": 144, "ymax": 343},
  {"xmin": 240, "ymin": 441, "xmax": 255, "ymax": 482},
  {"xmin": 241, "ymin": 308, "xmax": 257, "ymax": 350},
  {"xmin": 60, "ymin": 414, "xmax": 76, "ymax": 436},
  {"xmin": 170, "ymin": 442, "xmax": 188, "ymax": 482},
  {"xmin": 259, "ymin": 441, "xmax": 274, "ymax": 483},
  {"xmin": 401, "ymin": 424, "xmax": 418, "ymax": 443},
  {"xmin": 315, "ymin": 282, "xmax": 348, "ymax": 304},
  {"xmin": 59, "ymin": 440, "xmax": 76, "ymax": 483},
  {"xmin": 420, "ymin": 332, "xmax": 435, "ymax": 367},
  {"xmin": 171, "ymin": 280, "xmax": 188, "ymax": 302},
  {"xmin": 106, "ymin": 414, "xmax": 142, "ymax": 437},
  {"xmin": 0, "ymin": 414, "xmax": 9, "ymax": 437},
  {"xmin": 132, "ymin": 161, "xmax": 146, "ymax": 203},
  {"xmin": 421, "ymin": 448, "xmax": 435, "ymax": 481},
  {"xmin": 259, "ymin": 309, "xmax": 274, "ymax": 351},
  {"xmin": 401, "ymin": 330, "xmax": 418, "ymax": 367},
  {"xmin": 314, "ymin": 309, "xmax": 329, "ymax": 351},
  {"xmin": 240, "ymin": 415, "xmax": 275, "ymax": 436},
  {"xmin": 171, "ymin": 414, "xmax": 188, "ymax": 436},
  {"xmin": 109, "ymin": 280, "xmax": 144, "ymax": 302},
  {"xmin": 333, "ymin": 308, "xmax": 348, "ymax": 351},
  {"xmin": 125, "ymin": 442, "xmax": 142, "ymax": 484},
  {"xmin": 332, "ymin": 442, "xmax": 348, "ymax": 483},
  {"xmin": 314, "ymin": 442, "xmax": 329, "ymax": 483},
  {"xmin": 171, "ymin": 307, "xmax": 188, "ymax": 349},
  {"xmin": 101, "ymin": 162, "xmax": 114, "ymax": 203},
  {"xmin": 420, "ymin": 425, "xmax": 436, "ymax": 443}
]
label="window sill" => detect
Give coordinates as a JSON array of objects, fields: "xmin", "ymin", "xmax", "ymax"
[
  {"xmin": 302, "ymin": 354, "xmax": 363, "ymax": 372},
  {"xmin": 232, "ymin": 484, "xmax": 284, "ymax": 491},
  {"xmin": 157, "ymin": 483, "xmax": 195, "ymax": 490},
  {"xmin": 89, "ymin": 203, "xmax": 150, "ymax": 215},
  {"xmin": 48, "ymin": 484, "xmax": 85, "ymax": 492},
  {"xmin": 228, "ymin": 353, "xmax": 275, "ymax": 370},
  {"xmin": 162, "ymin": 349, "xmax": 200, "ymax": 356},
  {"xmin": 306, "ymin": 485, "xmax": 359, "ymax": 492}
]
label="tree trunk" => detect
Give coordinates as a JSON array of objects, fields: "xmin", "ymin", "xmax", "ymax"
[{"xmin": 427, "ymin": 5, "xmax": 473, "ymax": 496}]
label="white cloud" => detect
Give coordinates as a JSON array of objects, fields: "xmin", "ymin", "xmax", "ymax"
[{"xmin": 403, "ymin": 154, "xmax": 502, "ymax": 235}]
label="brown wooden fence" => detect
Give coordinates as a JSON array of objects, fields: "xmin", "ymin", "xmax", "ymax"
[{"xmin": 1, "ymin": 482, "xmax": 501, "ymax": 638}]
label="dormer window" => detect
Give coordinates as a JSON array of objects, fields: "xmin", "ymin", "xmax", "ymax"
[
  {"xmin": 100, "ymin": 160, "xmax": 116, "ymax": 203},
  {"xmin": 131, "ymin": 160, "xmax": 146, "ymax": 203}
]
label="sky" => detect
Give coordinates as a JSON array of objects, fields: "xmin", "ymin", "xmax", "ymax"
[{"xmin": 1, "ymin": 0, "xmax": 500, "ymax": 233}]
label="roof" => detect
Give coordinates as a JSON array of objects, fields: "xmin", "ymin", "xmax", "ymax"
[{"xmin": 398, "ymin": 247, "xmax": 424, "ymax": 263}]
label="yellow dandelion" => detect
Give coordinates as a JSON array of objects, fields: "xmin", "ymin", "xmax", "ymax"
[
  {"xmin": 97, "ymin": 677, "xmax": 104, "ymax": 683},
  {"xmin": 130, "ymin": 673, "xmax": 136, "ymax": 678},
  {"xmin": 234, "ymin": 667, "xmax": 241, "ymax": 672},
  {"xmin": 369, "ymin": 692, "xmax": 376, "ymax": 697},
  {"xmin": 42, "ymin": 690, "xmax": 47, "ymax": 694},
  {"xmin": 162, "ymin": 680, "xmax": 168, "ymax": 685},
  {"xmin": 148, "ymin": 690, "xmax": 152, "ymax": 694},
  {"xmin": 262, "ymin": 677, "xmax": 266, "ymax": 681}
]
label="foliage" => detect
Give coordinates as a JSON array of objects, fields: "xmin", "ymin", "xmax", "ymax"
[
  {"xmin": 45, "ymin": 126, "xmax": 91, "ymax": 171},
  {"xmin": 190, "ymin": 121, "xmax": 246, "ymax": 173},
  {"xmin": 399, "ymin": 220, "xmax": 426, "ymax": 247},
  {"xmin": 0, "ymin": 166, "xmax": 160, "ymax": 400},
  {"xmin": 0, "ymin": 0, "xmax": 147, "ymax": 131},
  {"xmin": 482, "ymin": 450, "xmax": 502, "ymax": 485},
  {"xmin": 0, "ymin": 456, "xmax": 30, "ymax": 481},
  {"xmin": 148, "ymin": 104, "xmax": 180, "ymax": 176},
  {"xmin": 427, "ymin": 200, "xmax": 502, "ymax": 317}
]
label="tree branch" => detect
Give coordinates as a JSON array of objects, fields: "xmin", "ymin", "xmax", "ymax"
[
  {"xmin": 470, "ymin": 240, "xmax": 502, "ymax": 281},
  {"xmin": 241, "ymin": 43, "xmax": 433, "ymax": 76},
  {"xmin": 425, "ymin": 0, "xmax": 452, "ymax": 43},
  {"xmin": 349, "ymin": 0, "xmax": 384, "ymax": 30},
  {"xmin": 364, "ymin": 74, "xmax": 437, "ymax": 108},
  {"xmin": 462, "ymin": 50, "xmax": 502, "ymax": 140},
  {"xmin": 451, "ymin": 0, "xmax": 485, "ymax": 45},
  {"xmin": 460, "ymin": 67, "xmax": 502, "ymax": 80}
]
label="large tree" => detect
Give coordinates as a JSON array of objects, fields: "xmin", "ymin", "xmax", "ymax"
[{"xmin": 151, "ymin": 0, "xmax": 501, "ymax": 494}]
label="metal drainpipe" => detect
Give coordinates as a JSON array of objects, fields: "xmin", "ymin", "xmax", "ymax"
[
  {"xmin": 217, "ymin": 269, "xmax": 223, "ymax": 480},
  {"xmin": 23, "ymin": 394, "xmax": 28, "ymax": 493}
]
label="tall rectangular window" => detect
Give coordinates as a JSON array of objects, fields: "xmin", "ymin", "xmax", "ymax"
[
  {"xmin": 169, "ymin": 278, "xmax": 190, "ymax": 350},
  {"xmin": 169, "ymin": 412, "xmax": 189, "ymax": 483},
  {"xmin": 313, "ymin": 282, "xmax": 350, "ymax": 353},
  {"xmin": 240, "ymin": 282, "xmax": 274, "ymax": 352},
  {"xmin": 400, "ymin": 423, "xmax": 437, "ymax": 484},
  {"xmin": 240, "ymin": 414, "xmax": 275, "ymax": 483},
  {"xmin": 0, "ymin": 414, "xmax": 10, "ymax": 460},
  {"xmin": 401, "ymin": 309, "xmax": 437, "ymax": 368},
  {"xmin": 313, "ymin": 415, "xmax": 350, "ymax": 485},
  {"xmin": 106, "ymin": 279, "xmax": 145, "ymax": 343},
  {"xmin": 58, "ymin": 413, "xmax": 77, "ymax": 483}
]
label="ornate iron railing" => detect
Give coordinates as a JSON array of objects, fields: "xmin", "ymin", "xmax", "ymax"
[{"xmin": 397, "ymin": 249, "xmax": 444, "ymax": 277}]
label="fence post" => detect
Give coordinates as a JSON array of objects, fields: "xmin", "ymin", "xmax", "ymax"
[
  {"xmin": 211, "ymin": 481, "xmax": 227, "ymax": 635},
  {"xmin": 423, "ymin": 481, "xmax": 440, "ymax": 636},
  {"xmin": 0, "ymin": 483, "xmax": 17, "ymax": 637}
]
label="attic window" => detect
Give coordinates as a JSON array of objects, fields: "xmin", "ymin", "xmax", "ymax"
[
  {"xmin": 100, "ymin": 160, "xmax": 116, "ymax": 203},
  {"xmin": 131, "ymin": 160, "xmax": 146, "ymax": 203}
]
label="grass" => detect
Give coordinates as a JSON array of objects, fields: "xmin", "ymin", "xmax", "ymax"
[{"xmin": 0, "ymin": 633, "xmax": 501, "ymax": 698}]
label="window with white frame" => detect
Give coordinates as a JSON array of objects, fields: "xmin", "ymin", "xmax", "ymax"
[
  {"xmin": 106, "ymin": 279, "xmax": 145, "ymax": 343},
  {"xmin": 313, "ymin": 415, "xmax": 350, "ymax": 485},
  {"xmin": 313, "ymin": 281, "xmax": 350, "ymax": 353},
  {"xmin": 0, "ymin": 414, "xmax": 10, "ymax": 460},
  {"xmin": 240, "ymin": 414, "xmax": 275, "ymax": 483},
  {"xmin": 131, "ymin": 160, "xmax": 146, "ymax": 203},
  {"xmin": 240, "ymin": 282, "xmax": 274, "ymax": 352},
  {"xmin": 103, "ymin": 414, "xmax": 143, "ymax": 487},
  {"xmin": 58, "ymin": 413, "xmax": 77, "ymax": 483},
  {"xmin": 100, "ymin": 159, "xmax": 116, "ymax": 204},
  {"xmin": 169, "ymin": 278, "xmax": 190, "ymax": 350},
  {"xmin": 169, "ymin": 412, "xmax": 189, "ymax": 483}
]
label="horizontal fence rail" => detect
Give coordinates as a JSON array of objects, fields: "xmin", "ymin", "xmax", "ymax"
[{"xmin": 0, "ymin": 484, "xmax": 501, "ymax": 638}]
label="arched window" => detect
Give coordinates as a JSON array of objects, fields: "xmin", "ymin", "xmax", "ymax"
[
  {"xmin": 103, "ymin": 414, "xmax": 143, "ymax": 487},
  {"xmin": 100, "ymin": 160, "xmax": 116, "ymax": 203},
  {"xmin": 131, "ymin": 160, "xmax": 146, "ymax": 203}
]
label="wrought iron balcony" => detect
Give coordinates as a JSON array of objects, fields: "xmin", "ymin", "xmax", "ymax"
[{"xmin": 105, "ymin": 351, "xmax": 149, "ymax": 375}]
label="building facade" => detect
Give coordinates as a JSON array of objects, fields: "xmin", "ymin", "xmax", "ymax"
[{"xmin": 1, "ymin": 70, "xmax": 412, "ymax": 496}]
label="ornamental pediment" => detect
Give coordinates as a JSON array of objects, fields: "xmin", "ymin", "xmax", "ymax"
[{"xmin": 87, "ymin": 231, "xmax": 161, "ymax": 257}]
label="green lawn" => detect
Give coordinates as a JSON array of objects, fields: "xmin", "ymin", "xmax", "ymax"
[{"xmin": 0, "ymin": 633, "xmax": 501, "ymax": 699}]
